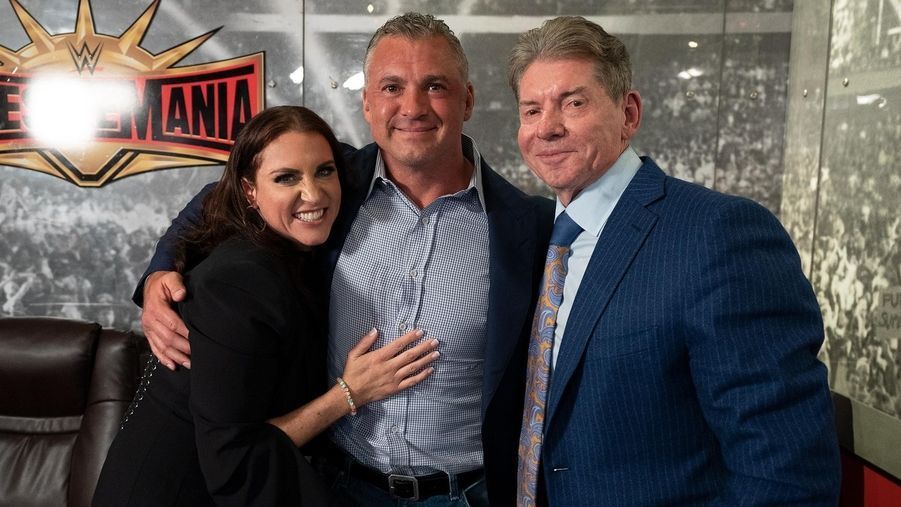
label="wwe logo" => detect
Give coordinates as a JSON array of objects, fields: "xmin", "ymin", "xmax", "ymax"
[{"xmin": 67, "ymin": 41, "xmax": 103, "ymax": 75}]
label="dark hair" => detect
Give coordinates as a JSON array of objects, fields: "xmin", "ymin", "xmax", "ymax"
[{"xmin": 175, "ymin": 106, "xmax": 348, "ymax": 272}]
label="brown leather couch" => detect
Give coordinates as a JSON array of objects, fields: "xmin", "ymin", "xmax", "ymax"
[{"xmin": 0, "ymin": 317, "xmax": 148, "ymax": 507}]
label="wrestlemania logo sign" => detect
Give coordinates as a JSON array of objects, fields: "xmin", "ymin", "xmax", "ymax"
[{"xmin": 0, "ymin": 0, "xmax": 264, "ymax": 187}]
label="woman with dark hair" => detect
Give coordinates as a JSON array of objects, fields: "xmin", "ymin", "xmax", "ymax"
[{"xmin": 93, "ymin": 106, "xmax": 438, "ymax": 506}]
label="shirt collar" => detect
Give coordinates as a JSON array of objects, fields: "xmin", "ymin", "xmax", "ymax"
[
  {"xmin": 366, "ymin": 134, "xmax": 487, "ymax": 211},
  {"xmin": 555, "ymin": 146, "xmax": 642, "ymax": 237}
]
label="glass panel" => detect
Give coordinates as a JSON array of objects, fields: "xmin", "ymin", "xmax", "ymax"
[
  {"xmin": 813, "ymin": 0, "xmax": 901, "ymax": 420},
  {"xmin": 712, "ymin": 30, "xmax": 792, "ymax": 215},
  {"xmin": 304, "ymin": 1, "xmax": 795, "ymax": 206},
  {"xmin": 631, "ymin": 31, "xmax": 724, "ymax": 190},
  {"xmin": 781, "ymin": 0, "xmax": 831, "ymax": 275}
]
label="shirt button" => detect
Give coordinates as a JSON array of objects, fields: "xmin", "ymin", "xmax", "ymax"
[
  {"xmin": 398, "ymin": 322, "xmax": 409, "ymax": 333},
  {"xmin": 410, "ymin": 269, "xmax": 418, "ymax": 279},
  {"xmin": 421, "ymin": 216, "xmax": 430, "ymax": 225},
  {"xmin": 391, "ymin": 425, "xmax": 400, "ymax": 434}
]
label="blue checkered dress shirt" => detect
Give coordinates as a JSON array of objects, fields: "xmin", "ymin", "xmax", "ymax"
[{"xmin": 328, "ymin": 138, "xmax": 490, "ymax": 475}]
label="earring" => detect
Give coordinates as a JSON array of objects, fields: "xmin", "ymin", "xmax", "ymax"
[
  {"xmin": 254, "ymin": 214, "xmax": 266, "ymax": 233},
  {"xmin": 239, "ymin": 203, "xmax": 253, "ymax": 228},
  {"xmin": 246, "ymin": 204, "xmax": 266, "ymax": 233}
]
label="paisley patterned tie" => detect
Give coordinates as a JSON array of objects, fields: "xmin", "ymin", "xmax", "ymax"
[{"xmin": 517, "ymin": 211, "xmax": 583, "ymax": 507}]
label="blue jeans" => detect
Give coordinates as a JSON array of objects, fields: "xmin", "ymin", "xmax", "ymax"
[{"xmin": 318, "ymin": 457, "xmax": 489, "ymax": 507}]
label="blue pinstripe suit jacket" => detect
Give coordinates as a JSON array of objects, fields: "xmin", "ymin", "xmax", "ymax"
[{"xmin": 540, "ymin": 158, "xmax": 840, "ymax": 506}]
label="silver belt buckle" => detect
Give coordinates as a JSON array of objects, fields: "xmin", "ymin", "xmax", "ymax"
[{"xmin": 388, "ymin": 474, "xmax": 419, "ymax": 501}]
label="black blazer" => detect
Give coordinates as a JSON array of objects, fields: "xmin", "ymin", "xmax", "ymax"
[{"xmin": 98, "ymin": 236, "xmax": 328, "ymax": 506}]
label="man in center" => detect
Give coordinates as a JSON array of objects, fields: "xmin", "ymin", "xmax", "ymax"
[{"xmin": 321, "ymin": 14, "xmax": 552, "ymax": 506}]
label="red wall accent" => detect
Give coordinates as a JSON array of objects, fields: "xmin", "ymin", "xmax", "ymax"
[{"xmin": 840, "ymin": 449, "xmax": 901, "ymax": 507}]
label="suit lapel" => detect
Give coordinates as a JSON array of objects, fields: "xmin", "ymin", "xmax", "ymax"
[
  {"xmin": 481, "ymin": 165, "xmax": 541, "ymax": 416},
  {"xmin": 545, "ymin": 161, "xmax": 665, "ymax": 429},
  {"xmin": 324, "ymin": 143, "xmax": 378, "ymax": 286}
]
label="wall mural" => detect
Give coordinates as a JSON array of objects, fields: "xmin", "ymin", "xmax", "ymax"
[
  {"xmin": 810, "ymin": 0, "xmax": 901, "ymax": 423},
  {"xmin": 0, "ymin": 0, "xmax": 266, "ymax": 331}
]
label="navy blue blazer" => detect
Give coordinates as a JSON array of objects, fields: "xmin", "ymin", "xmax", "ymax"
[
  {"xmin": 135, "ymin": 139, "xmax": 554, "ymax": 507},
  {"xmin": 541, "ymin": 158, "xmax": 840, "ymax": 505}
]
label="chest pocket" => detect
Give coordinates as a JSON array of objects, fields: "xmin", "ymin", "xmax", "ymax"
[{"xmin": 584, "ymin": 325, "xmax": 657, "ymax": 360}]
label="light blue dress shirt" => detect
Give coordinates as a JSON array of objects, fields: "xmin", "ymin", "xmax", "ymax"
[
  {"xmin": 328, "ymin": 136, "xmax": 490, "ymax": 475},
  {"xmin": 552, "ymin": 146, "xmax": 642, "ymax": 369}
]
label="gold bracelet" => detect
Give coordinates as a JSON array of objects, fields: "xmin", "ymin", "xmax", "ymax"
[{"xmin": 336, "ymin": 377, "xmax": 357, "ymax": 416}]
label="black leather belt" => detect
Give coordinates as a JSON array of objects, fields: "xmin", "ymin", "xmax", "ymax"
[{"xmin": 348, "ymin": 461, "xmax": 483, "ymax": 501}]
